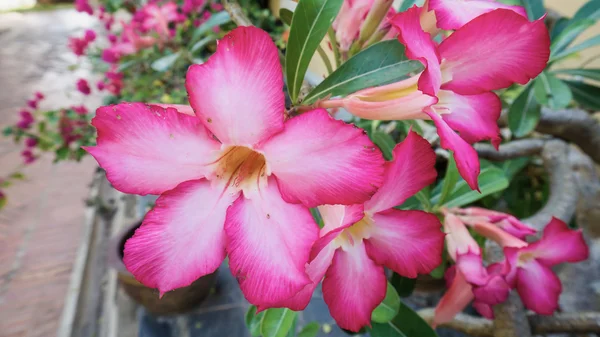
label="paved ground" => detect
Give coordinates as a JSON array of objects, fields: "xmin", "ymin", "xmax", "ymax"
[{"xmin": 0, "ymin": 8, "xmax": 101, "ymax": 337}]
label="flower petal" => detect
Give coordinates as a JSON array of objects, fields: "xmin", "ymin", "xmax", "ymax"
[
  {"xmin": 429, "ymin": 0, "xmax": 527, "ymax": 31},
  {"xmin": 323, "ymin": 242, "xmax": 387, "ymax": 332},
  {"xmin": 85, "ymin": 103, "xmax": 220, "ymax": 195},
  {"xmin": 472, "ymin": 275, "xmax": 510, "ymax": 305},
  {"xmin": 148, "ymin": 103, "xmax": 195, "ymax": 116},
  {"xmin": 425, "ymin": 109, "xmax": 480, "ymax": 190},
  {"xmin": 444, "ymin": 213, "xmax": 481, "ymax": 261},
  {"xmin": 434, "ymin": 268, "xmax": 474, "ymax": 326},
  {"xmin": 365, "ymin": 130, "xmax": 437, "ymax": 213},
  {"xmin": 516, "ymin": 259, "xmax": 562, "ymax": 315},
  {"xmin": 455, "ymin": 252, "xmax": 488, "ymax": 286},
  {"xmin": 527, "ymin": 217, "xmax": 589, "ymax": 267},
  {"xmin": 186, "ymin": 26, "xmax": 285, "ymax": 146},
  {"xmin": 318, "ymin": 204, "xmax": 365, "ymax": 235},
  {"xmin": 437, "ymin": 90, "xmax": 502, "ymax": 147},
  {"xmin": 391, "ymin": 5, "xmax": 442, "ymax": 96},
  {"xmin": 439, "ymin": 9, "xmax": 550, "ymax": 95},
  {"xmin": 472, "ymin": 301, "xmax": 494, "ymax": 319},
  {"xmin": 224, "ymin": 177, "xmax": 319, "ymax": 307},
  {"xmin": 123, "ymin": 179, "xmax": 237, "ymax": 295},
  {"xmin": 364, "ymin": 209, "xmax": 444, "ymax": 278},
  {"xmin": 261, "ymin": 109, "xmax": 385, "ymax": 207}
]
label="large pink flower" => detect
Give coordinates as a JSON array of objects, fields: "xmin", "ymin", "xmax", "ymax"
[
  {"xmin": 270, "ymin": 131, "xmax": 444, "ymax": 331},
  {"xmin": 85, "ymin": 27, "xmax": 384, "ymax": 307},
  {"xmin": 139, "ymin": 2, "xmax": 183, "ymax": 38},
  {"xmin": 321, "ymin": 7, "xmax": 549, "ymax": 190}
]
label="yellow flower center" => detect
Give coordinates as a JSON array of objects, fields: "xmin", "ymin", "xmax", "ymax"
[
  {"xmin": 213, "ymin": 146, "xmax": 268, "ymax": 192},
  {"xmin": 334, "ymin": 215, "xmax": 375, "ymax": 249}
]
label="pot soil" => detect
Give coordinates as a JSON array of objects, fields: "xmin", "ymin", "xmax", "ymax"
[{"xmin": 109, "ymin": 221, "xmax": 218, "ymax": 315}]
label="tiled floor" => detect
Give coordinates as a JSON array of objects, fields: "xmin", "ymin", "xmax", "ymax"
[{"xmin": 0, "ymin": 8, "xmax": 100, "ymax": 337}]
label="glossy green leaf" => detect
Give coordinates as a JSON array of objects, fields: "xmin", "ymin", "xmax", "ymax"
[
  {"xmin": 298, "ymin": 322, "xmax": 320, "ymax": 337},
  {"xmin": 550, "ymin": 19, "xmax": 595, "ymax": 59},
  {"xmin": 433, "ymin": 166, "xmax": 509, "ymax": 208},
  {"xmin": 502, "ymin": 157, "xmax": 531, "ymax": 180},
  {"xmin": 553, "ymin": 68, "xmax": 600, "ymax": 81},
  {"xmin": 429, "ymin": 261, "xmax": 446, "ymax": 279},
  {"xmin": 508, "ymin": 83, "xmax": 541, "ymax": 137},
  {"xmin": 280, "ymin": 8, "xmax": 293, "ymax": 25},
  {"xmin": 550, "ymin": 17, "xmax": 570, "ymax": 40},
  {"xmin": 520, "ymin": 0, "xmax": 545, "ymax": 20},
  {"xmin": 438, "ymin": 153, "xmax": 459, "ymax": 206},
  {"xmin": 190, "ymin": 36, "xmax": 216, "ymax": 53},
  {"xmin": 191, "ymin": 11, "xmax": 230, "ymax": 42},
  {"xmin": 533, "ymin": 72, "xmax": 572, "ymax": 109},
  {"xmin": 573, "ymin": 0, "xmax": 600, "ymax": 21},
  {"xmin": 286, "ymin": 0, "xmax": 344, "ymax": 103},
  {"xmin": 246, "ymin": 305, "xmax": 265, "ymax": 337},
  {"xmin": 303, "ymin": 40, "xmax": 422, "ymax": 104},
  {"xmin": 261, "ymin": 308, "xmax": 298, "ymax": 337},
  {"xmin": 399, "ymin": 0, "xmax": 425, "ymax": 12},
  {"xmin": 151, "ymin": 52, "xmax": 181, "ymax": 72},
  {"xmin": 390, "ymin": 273, "xmax": 416, "ymax": 298},
  {"xmin": 551, "ymin": 35, "xmax": 600, "ymax": 61},
  {"xmin": 564, "ymin": 80, "xmax": 600, "ymax": 110},
  {"xmin": 370, "ymin": 301, "xmax": 438, "ymax": 337},
  {"xmin": 372, "ymin": 282, "xmax": 401, "ymax": 323},
  {"xmin": 371, "ymin": 131, "xmax": 395, "ymax": 160}
]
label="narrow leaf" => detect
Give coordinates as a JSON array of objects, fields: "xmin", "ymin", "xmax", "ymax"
[
  {"xmin": 151, "ymin": 52, "xmax": 181, "ymax": 72},
  {"xmin": 191, "ymin": 11, "xmax": 230, "ymax": 42},
  {"xmin": 371, "ymin": 282, "xmax": 401, "ymax": 323},
  {"xmin": 533, "ymin": 72, "xmax": 572, "ymax": 109},
  {"xmin": 246, "ymin": 306, "xmax": 265, "ymax": 337},
  {"xmin": 298, "ymin": 322, "xmax": 320, "ymax": 337},
  {"xmin": 438, "ymin": 166, "xmax": 510, "ymax": 208},
  {"xmin": 551, "ymin": 35, "xmax": 600, "ymax": 61},
  {"xmin": 261, "ymin": 308, "xmax": 298, "ymax": 337},
  {"xmin": 553, "ymin": 68, "xmax": 600, "ymax": 81},
  {"xmin": 437, "ymin": 153, "xmax": 459, "ymax": 206},
  {"xmin": 573, "ymin": 0, "xmax": 600, "ymax": 21},
  {"xmin": 280, "ymin": 8, "xmax": 293, "ymax": 25},
  {"xmin": 550, "ymin": 17, "xmax": 570, "ymax": 41},
  {"xmin": 550, "ymin": 19, "xmax": 595, "ymax": 59},
  {"xmin": 370, "ymin": 301, "xmax": 438, "ymax": 337},
  {"xmin": 190, "ymin": 36, "xmax": 216, "ymax": 53},
  {"xmin": 390, "ymin": 273, "xmax": 416, "ymax": 298},
  {"xmin": 508, "ymin": 83, "xmax": 541, "ymax": 137},
  {"xmin": 371, "ymin": 131, "xmax": 396, "ymax": 160},
  {"xmin": 286, "ymin": 0, "xmax": 344, "ymax": 103},
  {"xmin": 520, "ymin": 0, "xmax": 545, "ymax": 20},
  {"xmin": 303, "ymin": 40, "xmax": 423, "ymax": 104},
  {"xmin": 564, "ymin": 80, "xmax": 600, "ymax": 111}
]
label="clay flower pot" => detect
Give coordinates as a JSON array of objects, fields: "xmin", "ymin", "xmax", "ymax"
[{"xmin": 109, "ymin": 221, "xmax": 218, "ymax": 315}]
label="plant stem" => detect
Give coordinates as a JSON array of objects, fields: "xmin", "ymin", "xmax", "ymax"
[
  {"xmin": 327, "ymin": 27, "xmax": 341, "ymax": 69},
  {"xmin": 316, "ymin": 46, "xmax": 334, "ymax": 75}
]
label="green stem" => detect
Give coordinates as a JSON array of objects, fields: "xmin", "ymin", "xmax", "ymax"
[
  {"xmin": 316, "ymin": 46, "xmax": 334, "ymax": 75},
  {"xmin": 327, "ymin": 27, "xmax": 341, "ymax": 69}
]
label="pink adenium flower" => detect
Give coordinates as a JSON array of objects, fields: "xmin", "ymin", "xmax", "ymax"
[
  {"xmin": 96, "ymin": 80, "xmax": 106, "ymax": 91},
  {"xmin": 35, "ymin": 92, "xmax": 44, "ymax": 100},
  {"xmin": 139, "ymin": 2, "xmax": 182, "ymax": 39},
  {"xmin": 76, "ymin": 79, "xmax": 91, "ymax": 95},
  {"xmin": 17, "ymin": 110, "xmax": 34, "ymax": 129},
  {"xmin": 182, "ymin": 0, "xmax": 206, "ymax": 14},
  {"xmin": 68, "ymin": 36, "xmax": 88, "ymax": 57},
  {"xmin": 321, "ymin": 7, "xmax": 549, "ymax": 190},
  {"xmin": 267, "ymin": 131, "xmax": 444, "ymax": 332},
  {"xmin": 84, "ymin": 29, "xmax": 97, "ymax": 42},
  {"xmin": 71, "ymin": 105, "xmax": 88, "ymax": 115},
  {"xmin": 452, "ymin": 207, "xmax": 536, "ymax": 239},
  {"xmin": 104, "ymin": 69, "xmax": 124, "ymax": 96},
  {"xmin": 84, "ymin": 27, "xmax": 385, "ymax": 306},
  {"xmin": 75, "ymin": 0, "xmax": 93, "ymax": 15},
  {"xmin": 504, "ymin": 218, "xmax": 588, "ymax": 314},
  {"xmin": 27, "ymin": 99, "xmax": 38, "ymax": 109},
  {"xmin": 21, "ymin": 149, "xmax": 36, "ymax": 164},
  {"xmin": 25, "ymin": 137, "xmax": 38, "ymax": 148}
]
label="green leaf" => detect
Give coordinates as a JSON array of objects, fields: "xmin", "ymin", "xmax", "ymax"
[
  {"xmin": 10, "ymin": 172, "xmax": 25, "ymax": 180},
  {"xmin": 573, "ymin": 0, "xmax": 600, "ymax": 21},
  {"xmin": 371, "ymin": 282, "xmax": 401, "ymax": 323},
  {"xmin": 55, "ymin": 147, "xmax": 70, "ymax": 161},
  {"xmin": 399, "ymin": 0, "xmax": 425, "ymax": 12},
  {"xmin": 390, "ymin": 273, "xmax": 416, "ymax": 298},
  {"xmin": 429, "ymin": 261, "xmax": 446, "ymax": 279},
  {"xmin": 310, "ymin": 207, "xmax": 325, "ymax": 228},
  {"xmin": 286, "ymin": 315, "xmax": 298, "ymax": 337},
  {"xmin": 550, "ymin": 17, "xmax": 570, "ymax": 41},
  {"xmin": 151, "ymin": 52, "xmax": 181, "ymax": 72},
  {"xmin": 520, "ymin": 0, "xmax": 545, "ymax": 20},
  {"xmin": 508, "ymin": 83, "xmax": 541, "ymax": 137},
  {"xmin": 564, "ymin": 80, "xmax": 600, "ymax": 111},
  {"xmin": 533, "ymin": 72, "xmax": 572, "ymax": 109},
  {"xmin": 117, "ymin": 59, "xmax": 138, "ymax": 72},
  {"xmin": 501, "ymin": 157, "xmax": 531, "ymax": 180},
  {"xmin": 0, "ymin": 195, "xmax": 6, "ymax": 210},
  {"xmin": 433, "ymin": 166, "xmax": 510, "ymax": 208},
  {"xmin": 371, "ymin": 131, "xmax": 395, "ymax": 160},
  {"xmin": 190, "ymin": 36, "xmax": 216, "ymax": 53},
  {"xmin": 246, "ymin": 305, "xmax": 265, "ymax": 337},
  {"xmin": 2, "ymin": 126, "xmax": 13, "ymax": 136},
  {"xmin": 191, "ymin": 11, "xmax": 230, "ymax": 42},
  {"xmin": 261, "ymin": 308, "xmax": 298, "ymax": 337},
  {"xmin": 438, "ymin": 154, "xmax": 459, "ymax": 206},
  {"xmin": 370, "ymin": 301, "xmax": 438, "ymax": 337},
  {"xmin": 551, "ymin": 35, "xmax": 600, "ymax": 62},
  {"xmin": 553, "ymin": 68, "xmax": 600, "ymax": 81},
  {"xmin": 298, "ymin": 322, "xmax": 320, "ymax": 337},
  {"xmin": 303, "ymin": 40, "xmax": 422, "ymax": 104},
  {"xmin": 280, "ymin": 8, "xmax": 293, "ymax": 26},
  {"xmin": 285, "ymin": 0, "xmax": 344, "ymax": 103},
  {"xmin": 550, "ymin": 19, "xmax": 595, "ymax": 59}
]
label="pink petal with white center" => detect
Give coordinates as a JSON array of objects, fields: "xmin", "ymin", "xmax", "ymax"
[
  {"xmin": 84, "ymin": 103, "xmax": 220, "ymax": 195},
  {"xmin": 318, "ymin": 204, "xmax": 365, "ymax": 236},
  {"xmin": 433, "ymin": 268, "xmax": 474, "ymax": 326},
  {"xmin": 323, "ymin": 242, "xmax": 387, "ymax": 332},
  {"xmin": 437, "ymin": 90, "xmax": 502, "ymax": 147},
  {"xmin": 429, "ymin": 0, "xmax": 527, "ymax": 31},
  {"xmin": 224, "ymin": 177, "xmax": 318, "ymax": 307},
  {"xmin": 391, "ymin": 6, "xmax": 442, "ymax": 96},
  {"xmin": 186, "ymin": 26, "xmax": 285, "ymax": 146},
  {"xmin": 526, "ymin": 217, "xmax": 589, "ymax": 267},
  {"xmin": 516, "ymin": 259, "xmax": 562, "ymax": 315},
  {"xmin": 123, "ymin": 179, "xmax": 237, "ymax": 295},
  {"xmin": 261, "ymin": 109, "xmax": 385, "ymax": 207},
  {"xmin": 472, "ymin": 301, "xmax": 494, "ymax": 319},
  {"xmin": 439, "ymin": 9, "xmax": 550, "ymax": 95},
  {"xmin": 425, "ymin": 109, "xmax": 480, "ymax": 190},
  {"xmin": 364, "ymin": 209, "xmax": 444, "ymax": 278},
  {"xmin": 365, "ymin": 130, "xmax": 437, "ymax": 213}
]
